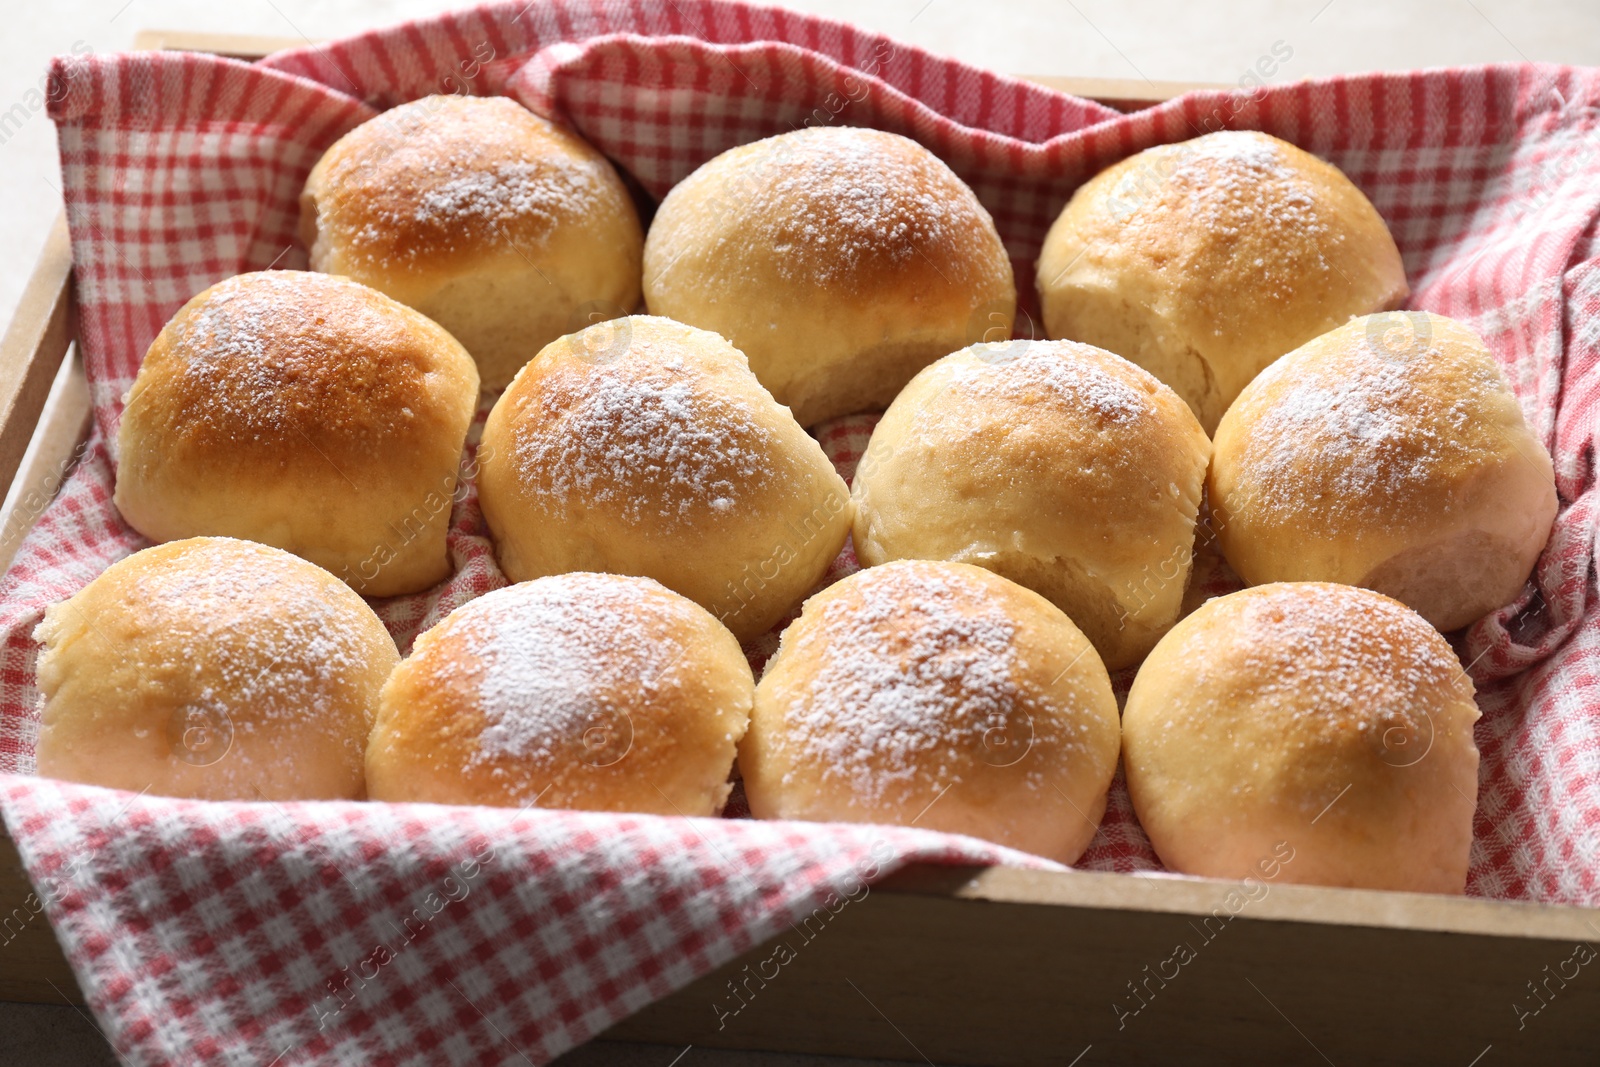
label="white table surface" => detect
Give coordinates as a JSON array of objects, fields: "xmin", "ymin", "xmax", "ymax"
[{"xmin": 2, "ymin": 1, "xmax": 1597, "ymax": 1064}]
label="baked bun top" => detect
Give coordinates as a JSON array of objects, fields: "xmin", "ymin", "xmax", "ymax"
[
  {"xmin": 642, "ymin": 125, "xmax": 1015, "ymax": 424},
  {"xmin": 33, "ymin": 537, "xmax": 397, "ymax": 800},
  {"xmin": 1038, "ymin": 130, "xmax": 1407, "ymax": 431},
  {"xmin": 301, "ymin": 94, "xmax": 638, "ymax": 282},
  {"xmin": 1213, "ymin": 311, "xmax": 1549, "ymax": 538},
  {"xmin": 856, "ymin": 338, "xmax": 1209, "ymax": 568},
  {"xmin": 850, "ymin": 338, "xmax": 1211, "ymax": 670},
  {"xmin": 1134, "ymin": 582, "xmax": 1475, "ymax": 751},
  {"xmin": 648, "ymin": 125, "xmax": 1007, "ymax": 301},
  {"xmin": 493, "ymin": 318, "xmax": 790, "ymax": 532},
  {"xmin": 368, "ymin": 572, "xmax": 753, "ymax": 813},
  {"xmin": 119, "ymin": 270, "xmax": 479, "ymax": 482},
  {"xmin": 477, "ymin": 314, "xmax": 852, "ymax": 639},
  {"xmin": 1122, "ymin": 581, "xmax": 1480, "ymax": 891},
  {"xmin": 748, "ymin": 560, "xmax": 1118, "ymax": 816}
]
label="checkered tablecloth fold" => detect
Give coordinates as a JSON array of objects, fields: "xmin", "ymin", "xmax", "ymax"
[
  {"xmin": 1, "ymin": 2, "xmax": 1597, "ymax": 1063},
  {"xmin": 1, "ymin": 775, "xmax": 1057, "ymax": 1065}
]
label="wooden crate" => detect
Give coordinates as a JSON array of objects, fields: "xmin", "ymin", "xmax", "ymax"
[{"xmin": 0, "ymin": 29, "xmax": 1595, "ymax": 1066}]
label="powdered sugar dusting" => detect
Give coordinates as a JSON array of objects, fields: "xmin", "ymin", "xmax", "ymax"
[
  {"xmin": 1192, "ymin": 585, "xmax": 1467, "ymax": 750},
  {"xmin": 448, "ymin": 574, "xmax": 679, "ymax": 766},
  {"xmin": 352, "ymin": 155, "xmax": 601, "ymax": 264},
  {"xmin": 947, "ymin": 341, "xmax": 1150, "ymax": 422},
  {"xmin": 513, "ymin": 356, "xmax": 775, "ymax": 526},
  {"xmin": 170, "ymin": 273, "xmax": 302, "ymax": 430},
  {"xmin": 144, "ymin": 271, "xmax": 431, "ymax": 447},
  {"xmin": 414, "ymin": 158, "xmax": 595, "ymax": 224},
  {"xmin": 782, "ymin": 565, "xmax": 1031, "ymax": 802},
  {"xmin": 1169, "ymin": 131, "xmax": 1324, "ymax": 239},
  {"xmin": 668, "ymin": 126, "xmax": 989, "ymax": 288},
  {"xmin": 1104, "ymin": 131, "xmax": 1333, "ymax": 296},
  {"xmin": 317, "ymin": 96, "xmax": 616, "ymax": 268},
  {"xmin": 42, "ymin": 541, "xmax": 369, "ymax": 733},
  {"xmin": 1236, "ymin": 325, "xmax": 1499, "ymax": 522}
]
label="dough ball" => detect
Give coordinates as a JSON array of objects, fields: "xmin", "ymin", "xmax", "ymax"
[
  {"xmin": 1210, "ymin": 311, "xmax": 1558, "ymax": 630},
  {"xmin": 852, "ymin": 338, "xmax": 1210, "ymax": 669},
  {"xmin": 741, "ymin": 560, "xmax": 1120, "ymax": 864},
  {"xmin": 1037, "ymin": 130, "xmax": 1407, "ymax": 432},
  {"xmin": 1123, "ymin": 582, "xmax": 1480, "ymax": 893},
  {"xmin": 644, "ymin": 125, "xmax": 1015, "ymax": 426},
  {"xmin": 367, "ymin": 572, "xmax": 753, "ymax": 814},
  {"xmin": 302, "ymin": 94, "xmax": 643, "ymax": 388},
  {"xmin": 478, "ymin": 315, "xmax": 851, "ymax": 642},
  {"xmin": 34, "ymin": 537, "xmax": 398, "ymax": 800}
]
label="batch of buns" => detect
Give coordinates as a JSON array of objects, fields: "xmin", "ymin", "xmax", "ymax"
[{"xmin": 32, "ymin": 93, "xmax": 1558, "ymax": 896}]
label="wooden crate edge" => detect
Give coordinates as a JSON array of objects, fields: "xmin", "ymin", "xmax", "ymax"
[{"xmin": 0, "ymin": 215, "xmax": 74, "ymax": 521}]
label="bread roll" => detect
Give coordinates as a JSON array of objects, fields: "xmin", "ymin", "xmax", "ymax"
[
  {"xmin": 852, "ymin": 339, "xmax": 1210, "ymax": 670},
  {"xmin": 643, "ymin": 126, "xmax": 1015, "ymax": 426},
  {"xmin": 741, "ymin": 560, "xmax": 1120, "ymax": 863},
  {"xmin": 114, "ymin": 270, "xmax": 479, "ymax": 597},
  {"xmin": 1037, "ymin": 130, "xmax": 1407, "ymax": 432},
  {"xmin": 1210, "ymin": 312, "xmax": 1558, "ymax": 631},
  {"xmin": 1123, "ymin": 582, "xmax": 1480, "ymax": 893},
  {"xmin": 367, "ymin": 572, "xmax": 753, "ymax": 813},
  {"xmin": 33, "ymin": 537, "xmax": 398, "ymax": 801},
  {"xmin": 301, "ymin": 95, "xmax": 643, "ymax": 389},
  {"xmin": 478, "ymin": 315, "xmax": 851, "ymax": 643}
]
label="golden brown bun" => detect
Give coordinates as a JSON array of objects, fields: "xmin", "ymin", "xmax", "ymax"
[
  {"xmin": 478, "ymin": 315, "xmax": 851, "ymax": 643},
  {"xmin": 302, "ymin": 95, "xmax": 643, "ymax": 389},
  {"xmin": 1210, "ymin": 312, "xmax": 1558, "ymax": 631},
  {"xmin": 33, "ymin": 537, "xmax": 398, "ymax": 801},
  {"xmin": 367, "ymin": 572, "xmax": 753, "ymax": 813},
  {"xmin": 852, "ymin": 339, "xmax": 1210, "ymax": 670},
  {"xmin": 113, "ymin": 271, "xmax": 479, "ymax": 597},
  {"xmin": 1123, "ymin": 582, "xmax": 1479, "ymax": 893},
  {"xmin": 643, "ymin": 126, "xmax": 1015, "ymax": 426},
  {"xmin": 741, "ymin": 560, "xmax": 1120, "ymax": 863},
  {"xmin": 1037, "ymin": 131, "xmax": 1408, "ymax": 433}
]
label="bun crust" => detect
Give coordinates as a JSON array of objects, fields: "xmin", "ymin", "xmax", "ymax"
[
  {"xmin": 1210, "ymin": 312, "xmax": 1558, "ymax": 630},
  {"xmin": 644, "ymin": 126, "xmax": 1015, "ymax": 426},
  {"xmin": 1123, "ymin": 582, "xmax": 1480, "ymax": 893},
  {"xmin": 740, "ymin": 560, "xmax": 1120, "ymax": 863},
  {"xmin": 302, "ymin": 95, "xmax": 643, "ymax": 388},
  {"xmin": 851, "ymin": 339, "xmax": 1210, "ymax": 670},
  {"xmin": 1037, "ymin": 131, "xmax": 1407, "ymax": 432},
  {"xmin": 478, "ymin": 316, "xmax": 851, "ymax": 641},
  {"xmin": 368, "ymin": 572, "xmax": 753, "ymax": 814},
  {"xmin": 33, "ymin": 537, "xmax": 398, "ymax": 801},
  {"xmin": 114, "ymin": 271, "xmax": 479, "ymax": 597}
]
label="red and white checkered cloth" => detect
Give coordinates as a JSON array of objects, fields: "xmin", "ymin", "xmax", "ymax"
[{"xmin": 1, "ymin": 1, "xmax": 1597, "ymax": 1062}]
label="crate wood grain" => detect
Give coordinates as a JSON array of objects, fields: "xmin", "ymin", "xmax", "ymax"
[{"xmin": 0, "ymin": 28, "xmax": 1595, "ymax": 1067}]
